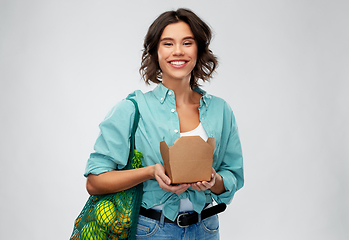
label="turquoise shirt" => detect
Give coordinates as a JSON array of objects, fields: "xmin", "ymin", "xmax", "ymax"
[{"xmin": 85, "ymin": 83, "xmax": 244, "ymax": 221}]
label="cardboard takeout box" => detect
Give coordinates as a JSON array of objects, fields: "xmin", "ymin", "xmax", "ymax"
[{"xmin": 160, "ymin": 136, "xmax": 215, "ymax": 184}]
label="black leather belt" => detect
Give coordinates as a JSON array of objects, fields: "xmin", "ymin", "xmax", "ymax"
[{"xmin": 139, "ymin": 203, "xmax": 226, "ymax": 228}]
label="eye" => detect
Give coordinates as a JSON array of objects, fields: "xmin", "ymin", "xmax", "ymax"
[
  {"xmin": 184, "ymin": 41, "xmax": 193, "ymax": 46},
  {"xmin": 164, "ymin": 42, "xmax": 173, "ymax": 46}
]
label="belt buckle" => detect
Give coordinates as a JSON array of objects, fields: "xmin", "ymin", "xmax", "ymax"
[{"xmin": 176, "ymin": 212, "xmax": 189, "ymax": 228}]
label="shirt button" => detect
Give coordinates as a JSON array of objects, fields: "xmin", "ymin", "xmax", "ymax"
[
  {"xmin": 168, "ymin": 91, "xmax": 172, "ymax": 95},
  {"xmin": 174, "ymin": 129, "xmax": 178, "ymax": 133},
  {"xmin": 171, "ymin": 109, "xmax": 175, "ymax": 113},
  {"xmin": 160, "ymin": 98, "xmax": 164, "ymax": 101}
]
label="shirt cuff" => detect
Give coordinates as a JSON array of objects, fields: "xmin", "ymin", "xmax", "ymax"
[
  {"xmin": 211, "ymin": 170, "xmax": 237, "ymax": 204},
  {"xmin": 84, "ymin": 153, "xmax": 118, "ymax": 177}
]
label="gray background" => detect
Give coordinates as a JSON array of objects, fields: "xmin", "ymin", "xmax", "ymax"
[{"xmin": 1, "ymin": 0, "xmax": 348, "ymax": 239}]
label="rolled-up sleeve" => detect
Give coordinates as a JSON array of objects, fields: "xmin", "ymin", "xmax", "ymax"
[
  {"xmin": 84, "ymin": 99, "xmax": 135, "ymax": 177},
  {"xmin": 212, "ymin": 107, "xmax": 244, "ymax": 204}
]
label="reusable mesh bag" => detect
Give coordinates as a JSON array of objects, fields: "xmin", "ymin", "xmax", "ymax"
[{"xmin": 70, "ymin": 99, "xmax": 143, "ymax": 240}]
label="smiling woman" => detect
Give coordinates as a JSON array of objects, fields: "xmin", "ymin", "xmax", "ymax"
[
  {"xmin": 157, "ymin": 22, "xmax": 198, "ymax": 90},
  {"xmin": 139, "ymin": 8, "xmax": 217, "ymax": 89},
  {"xmin": 83, "ymin": 8, "xmax": 244, "ymax": 240}
]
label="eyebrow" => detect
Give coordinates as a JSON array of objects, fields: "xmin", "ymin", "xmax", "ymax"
[{"xmin": 160, "ymin": 36, "xmax": 195, "ymax": 42}]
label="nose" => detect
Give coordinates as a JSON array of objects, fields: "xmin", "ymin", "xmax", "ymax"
[{"xmin": 173, "ymin": 44, "xmax": 184, "ymax": 56}]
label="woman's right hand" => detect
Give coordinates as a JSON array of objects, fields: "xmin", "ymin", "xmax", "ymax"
[{"xmin": 153, "ymin": 164, "xmax": 189, "ymax": 195}]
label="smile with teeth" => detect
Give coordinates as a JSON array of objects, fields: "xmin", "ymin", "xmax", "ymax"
[{"xmin": 169, "ymin": 61, "xmax": 187, "ymax": 66}]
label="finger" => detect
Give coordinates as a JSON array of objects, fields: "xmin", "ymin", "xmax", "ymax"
[
  {"xmin": 155, "ymin": 175, "xmax": 171, "ymax": 190},
  {"xmin": 158, "ymin": 174, "xmax": 171, "ymax": 185},
  {"xmin": 191, "ymin": 182, "xmax": 206, "ymax": 191},
  {"xmin": 154, "ymin": 164, "xmax": 171, "ymax": 185},
  {"xmin": 198, "ymin": 182, "xmax": 209, "ymax": 191},
  {"xmin": 211, "ymin": 168, "xmax": 217, "ymax": 180},
  {"xmin": 201, "ymin": 181, "xmax": 213, "ymax": 190},
  {"xmin": 190, "ymin": 183, "xmax": 200, "ymax": 191},
  {"xmin": 166, "ymin": 183, "xmax": 189, "ymax": 195},
  {"xmin": 173, "ymin": 184, "xmax": 190, "ymax": 195}
]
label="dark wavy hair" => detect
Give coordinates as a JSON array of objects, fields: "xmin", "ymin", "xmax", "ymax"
[{"xmin": 139, "ymin": 8, "xmax": 218, "ymax": 89}]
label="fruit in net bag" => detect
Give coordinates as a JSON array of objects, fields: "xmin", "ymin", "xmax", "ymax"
[
  {"xmin": 109, "ymin": 211, "xmax": 132, "ymax": 235},
  {"xmin": 95, "ymin": 200, "xmax": 117, "ymax": 227},
  {"xmin": 81, "ymin": 221, "xmax": 107, "ymax": 240}
]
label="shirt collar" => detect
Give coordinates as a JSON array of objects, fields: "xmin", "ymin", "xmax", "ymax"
[
  {"xmin": 193, "ymin": 87, "xmax": 211, "ymax": 107},
  {"xmin": 152, "ymin": 83, "xmax": 170, "ymax": 104},
  {"xmin": 153, "ymin": 83, "xmax": 211, "ymax": 106}
]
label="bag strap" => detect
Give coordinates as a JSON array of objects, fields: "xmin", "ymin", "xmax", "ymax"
[{"xmin": 127, "ymin": 98, "xmax": 140, "ymax": 170}]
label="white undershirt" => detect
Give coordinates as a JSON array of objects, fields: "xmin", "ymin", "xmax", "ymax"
[
  {"xmin": 180, "ymin": 122, "xmax": 208, "ymax": 142},
  {"xmin": 153, "ymin": 123, "xmax": 209, "ymax": 212}
]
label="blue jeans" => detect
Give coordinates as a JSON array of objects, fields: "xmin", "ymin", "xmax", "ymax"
[{"xmin": 135, "ymin": 212, "xmax": 220, "ymax": 240}]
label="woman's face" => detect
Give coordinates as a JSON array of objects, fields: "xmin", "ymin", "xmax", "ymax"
[{"xmin": 157, "ymin": 21, "xmax": 197, "ymax": 84}]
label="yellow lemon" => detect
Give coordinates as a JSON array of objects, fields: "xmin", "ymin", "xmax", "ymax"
[
  {"xmin": 95, "ymin": 200, "xmax": 117, "ymax": 227},
  {"xmin": 80, "ymin": 221, "xmax": 107, "ymax": 240}
]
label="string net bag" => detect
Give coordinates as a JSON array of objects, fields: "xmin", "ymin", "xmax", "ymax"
[{"xmin": 70, "ymin": 99, "xmax": 143, "ymax": 240}]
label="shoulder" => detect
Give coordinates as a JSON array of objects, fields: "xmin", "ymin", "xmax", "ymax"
[
  {"xmin": 105, "ymin": 99, "xmax": 134, "ymax": 119},
  {"xmin": 204, "ymin": 92, "xmax": 238, "ymax": 129},
  {"xmin": 204, "ymin": 93, "xmax": 233, "ymax": 113},
  {"xmin": 103, "ymin": 90, "xmax": 145, "ymax": 122},
  {"xmin": 106, "ymin": 88, "xmax": 156, "ymax": 117},
  {"xmin": 195, "ymin": 87, "xmax": 232, "ymax": 111},
  {"xmin": 126, "ymin": 89, "xmax": 156, "ymax": 102}
]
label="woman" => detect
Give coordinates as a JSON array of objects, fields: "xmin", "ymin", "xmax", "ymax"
[{"xmin": 85, "ymin": 8, "xmax": 244, "ymax": 239}]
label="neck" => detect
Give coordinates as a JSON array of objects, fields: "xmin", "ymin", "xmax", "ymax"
[{"xmin": 162, "ymin": 78, "xmax": 196, "ymax": 106}]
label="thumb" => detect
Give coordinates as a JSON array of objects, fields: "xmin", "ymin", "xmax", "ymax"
[{"xmin": 155, "ymin": 164, "xmax": 171, "ymax": 185}]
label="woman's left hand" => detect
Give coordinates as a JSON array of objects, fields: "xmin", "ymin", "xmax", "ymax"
[{"xmin": 190, "ymin": 168, "xmax": 217, "ymax": 191}]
